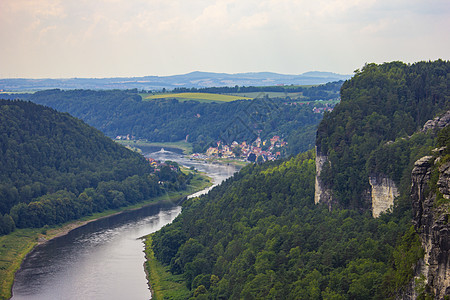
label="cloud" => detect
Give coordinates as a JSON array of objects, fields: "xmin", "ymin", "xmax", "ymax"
[{"xmin": 0, "ymin": 0, "xmax": 449, "ymax": 78}]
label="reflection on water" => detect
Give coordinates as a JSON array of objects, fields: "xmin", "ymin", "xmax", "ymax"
[
  {"xmin": 12, "ymin": 149, "xmax": 238, "ymax": 300},
  {"xmin": 12, "ymin": 205, "xmax": 180, "ymax": 300}
]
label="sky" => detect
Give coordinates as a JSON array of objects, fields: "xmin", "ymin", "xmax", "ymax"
[{"xmin": 0, "ymin": 0, "xmax": 449, "ymax": 78}]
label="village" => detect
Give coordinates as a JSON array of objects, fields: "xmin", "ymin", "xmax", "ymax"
[
  {"xmin": 190, "ymin": 135, "xmax": 287, "ymax": 162},
  {"xmin": 287, "ymin": 101, "xmax": 335, "ymax": 114},
  {"xmin": 116, "ymin": 133, "xmax": 289, "ymax": 165},
  {"xmin": 144, "ymin": 157, "xmax": 178, "ymax": 172}
]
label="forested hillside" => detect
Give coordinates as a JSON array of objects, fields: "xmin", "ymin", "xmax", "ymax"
[
  {"xmin": 148, "ymin": 60, "xmax": 449, "ymax": 299},
  {"xmin": 0, "ymin": 100, "xmax": 189, "ymax": 235},
  {"xmin": 151, "ymin": 151, "xmax": 423, "ymax": 299},
  {"xmin": 23, "ymin": 89, "xmax": 325, "ymax": 155},
  {"xmin": 316, "ymin": 60, "xmax": 450, "ymax": 210}
]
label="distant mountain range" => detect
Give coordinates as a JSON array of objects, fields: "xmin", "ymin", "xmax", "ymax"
[{"xmin": 0, "ymin": 71, "xmax": 351, "ymax": 91}]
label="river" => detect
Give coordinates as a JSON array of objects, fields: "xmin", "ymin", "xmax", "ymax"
[{"xmin": 11, "ymin": 149, "xmax": 239, "ymax": 300}]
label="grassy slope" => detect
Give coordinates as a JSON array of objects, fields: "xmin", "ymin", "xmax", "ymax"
[
  {"xmin": 144, "ymin": 236, "xmax": 191, "ymax": 300},
  {"xmin": 0, "ymin": 229, "xmax": 38, "ymax": 300},
  {"xmin": 228, "ymin": 91, "xmax": 303, "ymax": 99},
  {"xmin": 0, "ymin": 172, "xmax": 212, "ymax": 300},
  {"xmin": 143, "ymin": 92, "xmax": 252, "ymax": 102}
]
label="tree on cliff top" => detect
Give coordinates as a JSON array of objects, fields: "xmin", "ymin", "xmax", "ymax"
[{"xmin": 316, "ymin": 60, "xmax": 450, "ymax": 210}]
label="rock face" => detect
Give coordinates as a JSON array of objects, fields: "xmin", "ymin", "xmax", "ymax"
[
  {"xmin": 369, "ymin": 174, "xmax": 399, "ymax": 218},
  {"xmin": 315, "ymin": 147, "xmax": 399, "ymax": 217},
  {"xmin": 315, "ymin": 110, "xmax": 450, "ymax": 218},
  {"xmin": 314, "ymin": 147, "xmax": 333, "ymax": 209},
  {"xmin": 437, "ymin": 163, "xmax": 450, "ymax": 200},
  {"xmin": 410, "ymin": 156, "xmax": 450, "ymax": 299},
  {"xmin": 422, "ymin": 111, "xmax": 450, "ymax": 132}
]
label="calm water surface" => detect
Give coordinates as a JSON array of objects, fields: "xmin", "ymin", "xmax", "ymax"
[{"xmin": 12, "ymin": 149, "xmax": 239, "ymax": 300}]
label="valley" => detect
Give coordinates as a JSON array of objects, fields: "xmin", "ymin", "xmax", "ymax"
[
  {"xmin": 10, "ymin": 150, "xmax": 236, "ymax": 300},
  {"xmin": 0, "ymin": 60, "xmax": 449, "ymax": 300},
  {"xmin": 145, "ymin": 60, "xmax": 450, "ymax": 299}
]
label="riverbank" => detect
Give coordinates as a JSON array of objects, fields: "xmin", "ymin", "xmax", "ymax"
[
  {"xmin": 117, "ymin": 139, "xmax": 252, "ymax": 170},
  {"xmin": 0, "ymin": 172, "xmax": 211, "ymax": 300},
  {"xmin": 188, "ymin": 156, "xmax": 249, "ymax": 168},
  {"xmin": 144, "ymin": 235, "xmax": 190, "ymax": 300},
  {"xmin": 117, "ymin": 139, "xmax": 193, "ymax": 155}
]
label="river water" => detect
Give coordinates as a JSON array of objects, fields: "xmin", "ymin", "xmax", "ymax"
[{"xmin": 11, "ymin": 149, "xmax": 239, "ymax": 300}]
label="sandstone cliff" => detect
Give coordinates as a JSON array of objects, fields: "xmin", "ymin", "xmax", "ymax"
[
  {"xmin": 409, "ymin": 155, "xmax": 450, "ymax": 299},
  {"xmin": 369, "ymin": 174, "xmax": 399, "ymax": 218},
  {"xmin": 314, "ymin": 147, "xmax": 333, "ymax": 209},
  {"xmin": 315, "ymin": 146, "xmax": 399, "ymax": 217}
]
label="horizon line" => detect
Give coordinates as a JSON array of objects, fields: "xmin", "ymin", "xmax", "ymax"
[{"xmin": 0, "ymin": 70, "xmax": 351, "ymax": 80}]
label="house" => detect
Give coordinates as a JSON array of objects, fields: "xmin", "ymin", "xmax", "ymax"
[
  {"xmin": 270, "ymin": 136, "xmax": 280, "ymax": 145},
  {"xmin": 254, "ymin": 137, "xmax": 262, "ymax": 147},
  {"xmin": 145, "ymin": 157, "xmax": 160, "ymax": 168},
  {"xmin": 206, "ymin": 147, "xmax": 219, "ymax": 156}
]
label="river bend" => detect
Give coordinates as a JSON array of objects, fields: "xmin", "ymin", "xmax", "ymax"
[{"xmin": 11, "ymin": 149, "xmax": 238, "ymax": 300}]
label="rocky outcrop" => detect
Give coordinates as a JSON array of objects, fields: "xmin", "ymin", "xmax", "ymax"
[
  {"xmin": 314, "ymin": 147, "xmax": 333, "ymax": 209},
  {"xmin": 422, "ymin": 110, "xmax": 450, "ymax": 132},
  {"xmin": 369, "ymin": 174, "xmax": 398, "ymax": 218},
  {"xmin": 410, "ymin": 156, "xmax": 450, "ymax": 299},
  {"xmin": 437, "ymin": 162, "xmax": 450, "ymax": 200},
  {"xmin": 314, "ymin": 150, "xmax": 398, "ymax": 216}
]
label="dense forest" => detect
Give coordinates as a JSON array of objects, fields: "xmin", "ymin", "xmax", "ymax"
[
  {"xmin": 317, "ymin": 60, "xmax": 450, "ymax": 210},
  {"xmin": 0, "ymin": 100, "xmax": 190, "ymax": 235},
  {"xmin": 151, "ymin": 151, "xmax": 425, "ymax": 299},
  {"xmin": 13, "ymin": 87, "xmax": 331, "ymax": 155},
  {"xmin": 149, "ymin": 60, "xmax": 449, "ymax": 299}
]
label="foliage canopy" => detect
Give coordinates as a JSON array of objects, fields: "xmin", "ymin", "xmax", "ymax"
[{"xmin": 0, "ymin": 100, "xmax": 189, "ymax": 234}]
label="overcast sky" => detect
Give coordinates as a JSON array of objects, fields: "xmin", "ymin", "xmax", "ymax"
[{"xmin": 0, "ymin": 0, "xmax": 449, "ymax": 78}]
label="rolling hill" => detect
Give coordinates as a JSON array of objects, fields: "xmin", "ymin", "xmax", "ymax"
[
  {"xmin": 0, "ymin": 71, "xmax": 351, "ymax": 91},
  {"xmin": 0, "ymin": 99, "xmax": 189, "ymax": 233}
]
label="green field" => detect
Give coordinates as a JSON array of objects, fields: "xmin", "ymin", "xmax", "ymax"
[
  {"xmin": 228, "ymin": 91, "xmax": 305, "ymax": 99},
  {"xmin": 142, "ymin": 92, "xmax": 252, "ymax": 103}
]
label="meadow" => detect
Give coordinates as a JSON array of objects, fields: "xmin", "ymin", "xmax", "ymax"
[
  {"xmin": 143, "ymin": 92, "xmax": 252, "ymax": 103},
  {"xmin": 227, "ymin": 91, "xmax": 304, "ymax": 99}
]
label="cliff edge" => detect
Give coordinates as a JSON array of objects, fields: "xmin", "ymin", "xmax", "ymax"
[{"xmin": 410, "ymin": 154, "xmax": 450, "ymax": 299}]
